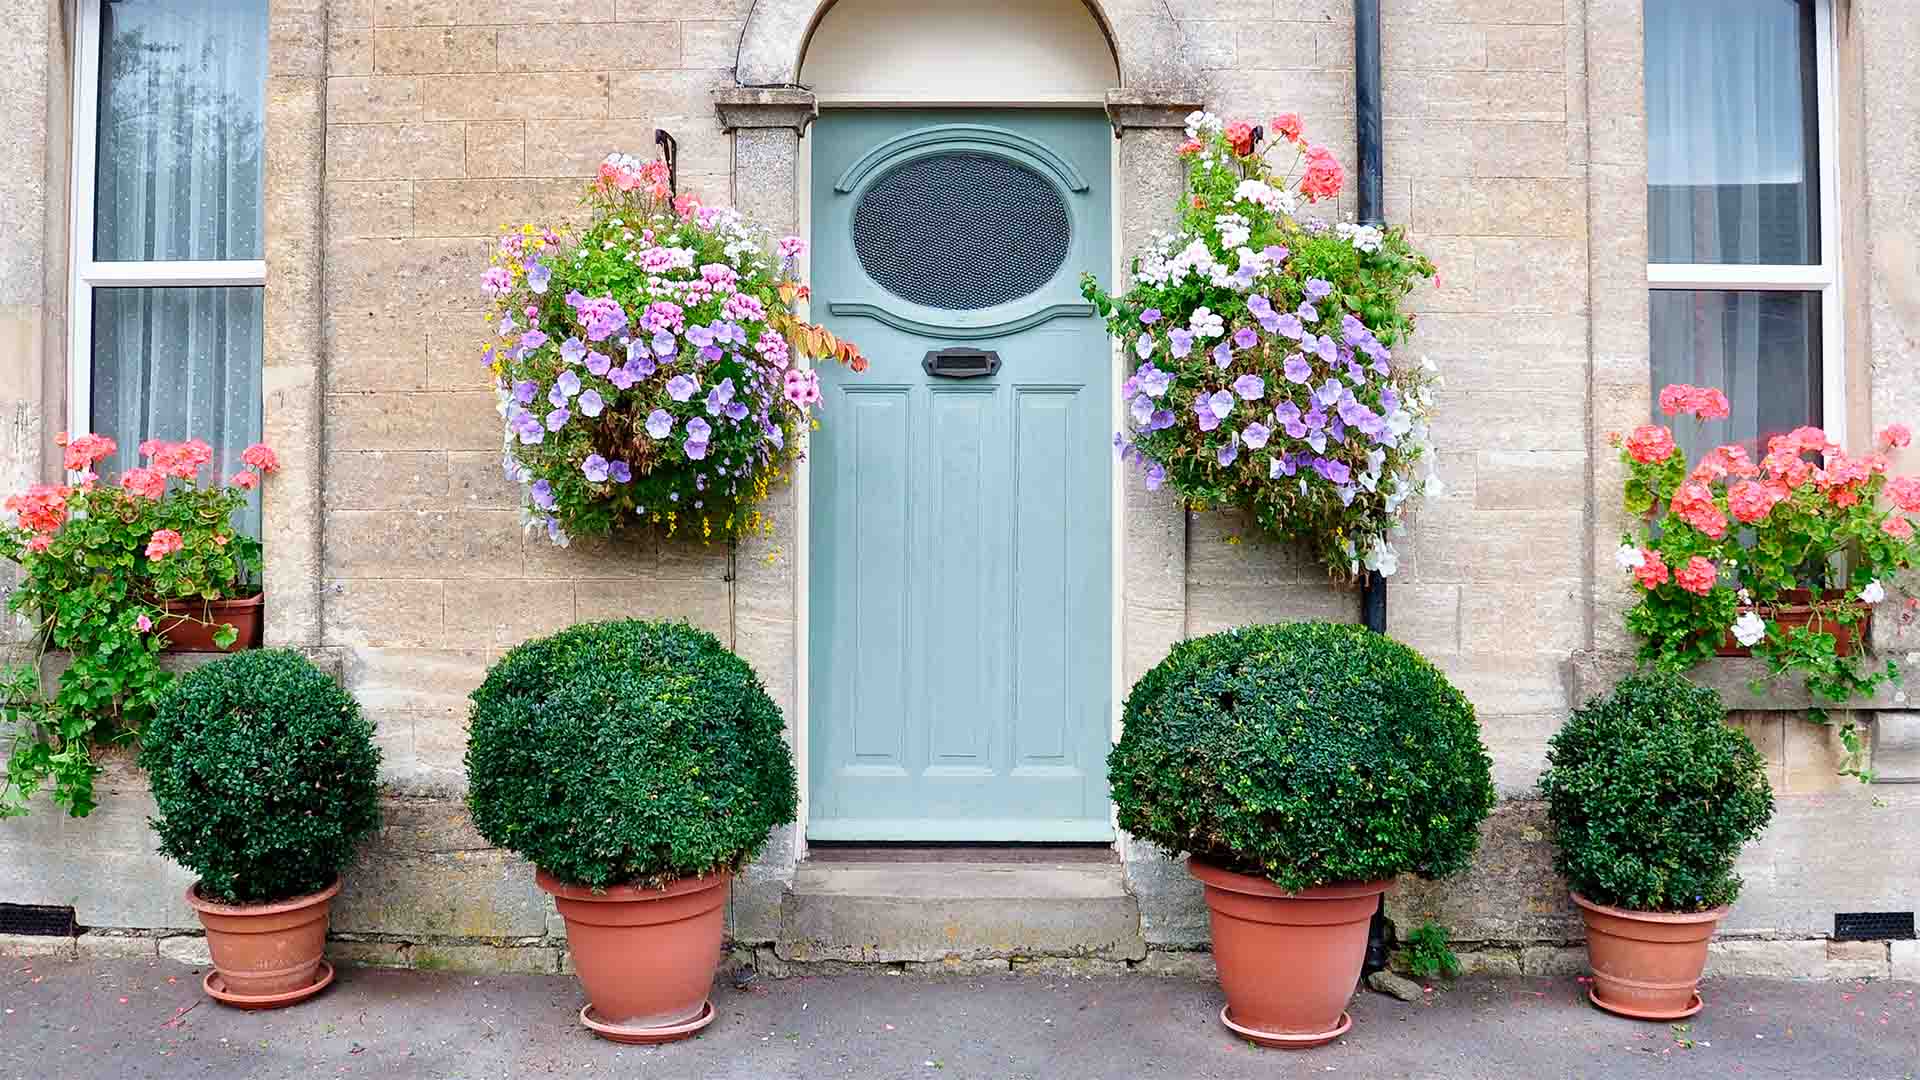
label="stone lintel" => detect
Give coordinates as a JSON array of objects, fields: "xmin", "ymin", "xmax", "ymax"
[{"xmin": 1104, "ymin": 88, "xmax": 1206, "ymax": 137}]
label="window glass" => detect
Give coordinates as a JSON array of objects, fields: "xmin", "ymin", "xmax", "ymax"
[
  {"xmin": 93, "ymin": 0, "xmax": 269, "ymax": 262},
  {"xmin": 1649, "ymin": 290, "xmax": 1821, "ymax": 457},
  {"xmin": 1645, "ymin": 0, "xmax": 1819, "ymax": 265}
]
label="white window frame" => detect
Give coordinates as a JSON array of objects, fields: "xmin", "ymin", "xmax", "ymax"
[
  {"xmin": 64, "ymin": 0, "xmax": 269, "ymax": 444},
  {"xmin": 1645, "ymin": 0, "xmax": 1844, "ymax": 446}
]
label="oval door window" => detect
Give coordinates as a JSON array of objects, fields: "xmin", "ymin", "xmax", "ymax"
[{"xmin": 852, "ymin": 151, "xmax": 1072, "ymax": 311}]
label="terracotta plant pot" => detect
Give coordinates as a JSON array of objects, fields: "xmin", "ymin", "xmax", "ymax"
[
  {"xmin": 1717, "ymin": 589, "xmax": 1867, "ymax": 657},
  {"xmin": 1190, "ymin": 859, "xmax": 1389, "ymax": 1049},
  {"xmin": 1573, "ymin": 892, "xmax": 1727, "ymax": 1019},
  {"xmin": 186, "ymin": 878, "xmax": 339, "ymax": 1009},
  {"xmin": 157, "ymin": 593, "xmax": 264, "ymax": 653},
  {"xmin": 538, "ymin": 869, "xmax": 729, "ymax": 1043}
]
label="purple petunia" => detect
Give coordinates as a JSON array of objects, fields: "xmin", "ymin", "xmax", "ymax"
[
  {"xmin": 1137, "ymin": 363, "xmax": 1173, "ymax": 398},
  {"xmin": 1297, "ymin": 302, "xmax": 1319, "ymax": 324},
  {"xmin": 578, "ymin": 389, "xmax": 605, "ymax": 418},
  {"xmin": 1168, "ymin": 328, "xmax": 1195, "ymax": 358},
  {"xmin": 706, "ymin": 378, "xmax": 737, "ymax": 415},
  {"xmin": 1274, "ymin": 313, "xmax": 1304, "ymax": 340},
  {"xmin": 1283, "ymin": 354, "xmax": 1312, "ymax": 384},
  {"xmin": 530, "ymin": 479, "xmax": 555, "ymax": 510},
  {"xmin": 1131, "ymin": 394, "xmax": 1155, "ymax": 426},
  {"xmin": 1233, "ymin": 327, "xmax": 1259, "ymax": 350},
  {"xmin": 1194, "ymin": 396, "xmax": 1221, "ymax": 432},
  {"xmin": 685, "ymin": 417, "xmax": 713, "ymax": 460},
  {"xmin": 1305, "ymin": 278, "xmax": 1333, "ymax": 301},
  {"xmin": 586, "ymin": 351, "xmax": 612, "ymax": 376},
  {"xmin": 667, "ymin": 374, "xmax": 699, "ymax": 402},
  {"xmin": 1150, "ymin": 408, "xmax": 1176, "ymax": 431},
  {"xmin": 556, "ymin": 370, "xmax": 582, "ymax": 398},
  {"xmin": 1212, "ymin": 342, "xmax": 1234, "ymax": 369},
  {"xmin": 1242, "ymin": 421, "xmax": 1271, "ymax": 450},
  {"xmin": 646, "ymin": 409, "xmax": 674, "ymax": 439},
  {"xmin": 527, "ymin": 263, "xmax": 551, "ymax": 294},
  {"xmin": 609, "ymin": 460, "xmax": 632, "ymax": 483},
  {"xmin": 1135, "ymin": 335, "xmax": 1154, "ymax": 360},
  {"xmin": 1217, "ymin": 440, "xmax": 1240, "ymax": 467},
  {"xmin": 546, "ymin": 408, "xmax": 570, "ymax": 431},
  {"xmin": 1207, "ymin": 390, "xmax": 1235, "ymax": 421},
  {"xmin": 513, "ymin": 379, "xmax": 538, "ymax": 405},
  {"xmin": 1140, "ymin": 308, "xmax": 1162, "ymax": 325},
  {"xmin": 1233, "ymin": 373, "xmax": 1265, "ymax": 400},
  {"xmin": 582, "ymin": 454, "xmax": 611, "ymax": 483},
  {"xmin": 560, "ymin": 337, "xmax": 588, "ymax": 365},
  {"xmin": 1144, "ymin": 461, "xmax": 1167, "ymax": 490}
]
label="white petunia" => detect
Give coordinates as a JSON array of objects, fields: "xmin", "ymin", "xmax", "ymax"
[
  {"xmin": 1731, "ymin": 611, "xmax": 1767, "ymax": 648},
  {"xmin": 1615, "ymin": 544, "xmax": 1646, "ymax": 572},
  {"xmin": 1860, "ymin": 580, "xmax": 1887, "ymax": 604}
]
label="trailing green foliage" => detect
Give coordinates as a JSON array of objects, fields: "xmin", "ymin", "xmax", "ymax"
[
  {"xmin": 1538, "ymin": 671, "xmax": 1774, "ymax": 913},
  {"xmin": 139, "ymin": 649, "xmax": 381, "ymax": 904},
  {"xmin": 1110, "ymin": 622, "xmax": 1495, "ymax": 893},
  {"xmin": 1403, "ymin": 921, "xmax": 1460, "ymax": 981},
  {"xmin": 464, "ymin": 620, "xmax": 798, "ymax": 889}
]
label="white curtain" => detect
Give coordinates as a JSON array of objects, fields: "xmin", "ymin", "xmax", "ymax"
[
  {"xmin": 1645, "ymin": 0, "xmax": 1816, "ymax": 267},
  {"xmin": 1645, "ymin": 0, "xmax": 1821, "ymax": 456},
  {"xmin": 89, "ymin": 0, "xmax": 267, "ymax": 527}
]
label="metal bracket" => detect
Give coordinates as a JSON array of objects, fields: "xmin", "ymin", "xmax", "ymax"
[{"xmin": 654, "ymin": 128, "xmax": 678, "ymax": 197}]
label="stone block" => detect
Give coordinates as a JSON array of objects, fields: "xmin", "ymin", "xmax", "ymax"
[
  {"xmin": 1783, "ymin": 719, "xmax": 1854, "ymax": 793},
  {"xmin": 682, "ymin": 19, "xmax": 746, "ymax": 69},
  {"xmin": 331, "ymin": 26, "xmax": 375, "ymax": 75},
  {"xmin": 419, "ymin": 73, "xmax": 608, "ymax": 122},
  {"xmin": 329, "ymin": 939, "xmax": 562, "ymax": 974},
  {"xmin": 902, "ymin": 957, "xmax": 1012, "ymax": 976},
  {"xmin": 1892, "ymin": 939, "xmax": 1919, "ymax": 982},
  {"xmin": 157, "ymin": 934, "xmax": 212, "ymax": 966},
  {"xmin": 1486, "ymin": 26, "xmax": 1565, "ymax": 71},
  {"xmin": 411, "ymin": 178, "xmax": 590, "ymax": 237},
  {"xmin": 1460, "ymin": 582, "xmax": 1582, "ymax": 658},
  {"xmin": 325, "ymin": 451, "xmax": 452, "ymax": 510},
  {"xmin": 496, "ymin": 23, "xmax": 679, "ymax": 71},
  {"xmin": 373, "ymin": 27, "xmax": 498, "ymax": 74},
  {"xmin": 1455, "ymin": 948, "xmax": 1522, "ymax": 976},
  {"xmin": 0, "ymin": 934, "xmax": 76, "ymax": 960},
  {"xmin": 1521, "ymin": 945, "xmax": 1588, "ymax": 976},
  {"xmin": 327, "ymin": 76, "xmax": 423, "ymax": 124},
  {"xmin": 1123, "ymin": 843, "xmax": 1208, "ymax": 949},
  {"xmin": 1008, "ymin": 956, "xmax": 1130, "ymax": 977},
  {"xmin": 324, "ymin": 579, "xmax": 446, "ymax": 648},
  {"xmin": 450, "ymin": 451, "xmax": 522, "ymax": 509},
  {"xmin": 77, "ymin": 934, "xmax": 160, "ymax": 960},
  {"xmin": 442, "ymin": 579, "xmax": 577, "ymax": 649},
  {"xmin": 1704, "ymin": 939, "xmax": 1889, "ymax": 980},
  {"xmin": 1134, "ymin": 950, "xmax": 1216, "ymax": 979},
  {"xmin": 1472, "ymin": 450, "xmax": 1586, "ymax": 510},
  {"xmin": 0, "ymin": 775, "xmax": 199, "ymax": 930},
  {"xmin": 323, "ymin": 510, "xmax": 523, "ymax": 578},
  {"xmin": 454, "ymin": 0, "xmax": 615, "ymax": 23},
  {"xmin": 326, "ymin": 180, "xmax": 414, "ymax": 238},
  {"xmin": 572, "ymin": 578, "xmax": 731, "ymax": 638},
  {"xmin": 1383, "ymin": 25, "xmax": 1486, "ymax": 71},
  {"xmin": 778, "ymin": 863, "xmax": 1145, "ymax": 964},
  {"xmin": 327, "ymin": 122, "xmax": 466, "ymax": 181},
  {"xmin": 524, "ymin": 118, "xmax": 695, "ymax": 177},
  {"xmin": 324, "ymin": 237, "xmax": 488, "ymax": 315},
  {"xmin": 1387, "ymin": 800, "xmax": 1581, "ymax": 944},
  {"xmin": 608, "ymin": 69, "xmax": 732, "ymax": 120},
  {"xmin": 333, "ymin": 850, "xmax": 548, "ymax": 939},
  {"xmin": 465, "ymin": 121, "xmax": 526, "ymax": 177}
]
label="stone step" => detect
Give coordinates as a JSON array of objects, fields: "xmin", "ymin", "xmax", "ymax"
[{"xmin": 776, "ymin": 861, "xmax": 1146, "ymax": 964}]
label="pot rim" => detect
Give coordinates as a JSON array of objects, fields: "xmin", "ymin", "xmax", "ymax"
[
  {"xmin": 1188, "ymin": 857, "xmax": 1393, "ymax": 900},
  {"xmin": 186, "ymin": 877, "xmax": 341, "ymax": 917},
  {"xmin": 1570, "ymin": 891, "xmax": 1731, "ymax": 924},
  {"xmin": 536, "ymin": 867, "xmax": 731, "ymax": 902},
  {"xmin": 159, "ymin": 591, "xmax": 265, "ymax": 611}
]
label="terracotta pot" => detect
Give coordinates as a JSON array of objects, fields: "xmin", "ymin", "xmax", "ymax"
[
  {"xmin": 1717, "ymin": 589, "xmax": 1867, "ymax": 657},
  {"xmin": 1573, "ymin": 892, "xmax": 1727, "ymax": 1020},
  {"xmin": 1190, "ymin": 859, "xmax": 1389, "ymax": 1049},
  {"xmin": 538, "ymin": 869, "xmax": 729, "ymax": 1040},
  {"xmin": 157, "ymin": 593, "xmax": 264, "ymax": 653},
  {"xmin": 186, "ymin": 878, "xmax": 339, "ymax": 1004}
]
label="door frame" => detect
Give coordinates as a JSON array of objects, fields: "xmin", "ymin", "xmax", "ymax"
[{"xmin": 789, "ymin": 107, "xmax": 1127, "ymax": 852}]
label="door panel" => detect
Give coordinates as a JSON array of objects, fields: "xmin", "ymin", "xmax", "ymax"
[{"xmin": 808, "ymin": 109, "xmax": 1113, "ymax": 842}]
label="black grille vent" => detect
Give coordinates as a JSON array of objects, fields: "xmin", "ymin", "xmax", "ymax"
[
  {"xmin": 853, "ymin": 152, "xmax": 1071, "ymax": 311},
  {"xmin": 1833, "ymin": 911, "xmax": 1915, "ymax": 941},
  {"xmin": 0, "ymin": 902, "xmax": 77, "ymax": 937}
]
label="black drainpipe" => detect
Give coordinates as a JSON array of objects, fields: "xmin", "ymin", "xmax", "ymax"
[{"xmin": 1354, "ymin": 0, "xmax": 1393, "ymax": 976}]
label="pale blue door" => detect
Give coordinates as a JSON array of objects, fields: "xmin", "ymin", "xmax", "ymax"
[{"xmin": 808, "ymin": 110, "xmax": 1114, "ymax": 842}]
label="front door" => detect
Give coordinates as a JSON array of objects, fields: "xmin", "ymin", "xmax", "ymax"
[{"xmin": 807, "ymin": 109, "xmax": 1114, "ymax": 842}]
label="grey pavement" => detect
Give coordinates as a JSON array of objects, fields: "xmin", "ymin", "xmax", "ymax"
[{"xmin": 1, "ymin": 958, "xmax": 1915, "ymax": 1080}]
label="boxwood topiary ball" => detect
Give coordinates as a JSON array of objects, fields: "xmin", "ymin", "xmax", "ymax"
[
  {"xmin": 139, "ymin": 649, "xmax": 382, "ymax": 905},
  {"xmin": 464, "ymin": 620, "xmax": 798, "ymax": 889},
  {"xmin": 1110, "ymin": 622, "xmax": 1495, "ymax": 892},
  {"xmin": 1539, "ymin": 670, "xmax": 1774, "ymax": 913}
]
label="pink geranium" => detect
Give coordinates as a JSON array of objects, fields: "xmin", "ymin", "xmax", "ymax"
[
  {"xmin": 1675, "ymin": 556, "xmax": 1718, "ymax": 596},
  {"xmin": 1624, "ymin": 424, "xmax": 1676, "ymax": 465},
  {"xmin": 1298, "ymin": 146, "xmax": 1345, "ymax": 202},
  {"xmin": 1657, "ymin": 383, "xmax": 1731, "ymax": 421},
  {"xmin": 1885, "ymin": 515, "xmax": 1914, "ymax": 540},
  {"xmin": 144, "ymin": 529, "xmax": 183, "ymax": 561},
  {"xmin": 119, "ymin": 467, "xmax": 166, "ymax": 500},
  {"xmin": 1879, "ymin": 423, "xmax": 1912, "ymax": 450},
  {"xmin": 241, "ymin": 443, "xmax": 279, "ymax": 472},
  {"xmin": 1670, "ymin": 481, "xmax": 1728, "ymax": 539},
  {"xmin": 1633, "ymin": 548, "xmax": 1670, "ymax": 589}
]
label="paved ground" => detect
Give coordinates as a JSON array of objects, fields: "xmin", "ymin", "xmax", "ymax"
[{"xmin": 1, "ymin": 958, "xmax": 1914, "ymax": 1079}]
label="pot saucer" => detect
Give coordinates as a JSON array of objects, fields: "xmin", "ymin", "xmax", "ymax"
[
  {"xmin": 203, "ymin": 959, "xmax": 334, "ymax": 1010},
  {"xmin": 1588, "ymin": 988, "xmax": 1703, "ymax": 1021},
  {"xmin": 1220, "ymin": 1005, "xmax": 1352, "ymax": 1049},
  {"xmin": 580, "ymin": 999, "xmax": 717, "ymax": 1044}
]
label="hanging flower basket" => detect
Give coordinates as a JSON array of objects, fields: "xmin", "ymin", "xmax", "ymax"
[
  {"xmin": 482, "ymin": 154, "xmax": 865, "ymax": 547},
  {"xmin": 1081, "ymin": 112, "xmax": 1440, "ymax": 580},
  {"xmin": 1714, "ymin": 589, "xmax": 1869, "ymax": 658}
]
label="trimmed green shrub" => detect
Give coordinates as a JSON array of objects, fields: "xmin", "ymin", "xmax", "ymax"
[
  {"xmin": 1539, "ymin": 671, "xmax": 1773, "ymax": 912},
  {"xmin": 1110, "ymin": 622, "xmax": 1495, "ymax": 892},
  {"xmin": 465, "ymin": 620, "xmax": 798, "ymax": 889},
  {"xmin": 139, "ymin": 649, "xmax": 381, "ymax": 905}
]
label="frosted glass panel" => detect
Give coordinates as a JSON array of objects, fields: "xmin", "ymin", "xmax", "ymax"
[
  {"xmin": 91, "ymin": 286, "xmax": 264, "ymax": 531},
  {"xmin": 1645, "ymin": 0, "xmax": 1819, "ymax": 265},
  {"xmin": 94, "ymin": 0, "xmax": 269, "ymax": 262},
  {"xmin": 1650, "ymin": 290, "xmax": 1820, "ymax": 460}
]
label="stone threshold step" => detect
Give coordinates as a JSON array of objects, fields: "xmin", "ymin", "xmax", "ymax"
[{"xmin": 776, "ymin": 861, "xmax": 1147, "ymax": 964}]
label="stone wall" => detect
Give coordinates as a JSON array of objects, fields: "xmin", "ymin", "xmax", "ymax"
[{"xmin": 5, "ymin": 0, "xmax": 1920, "ymax": 979}]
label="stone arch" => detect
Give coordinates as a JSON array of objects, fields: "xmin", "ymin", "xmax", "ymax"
[{"xmin": 732, "ymin": 0, "xmax": 1198, "ymax": 92}]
